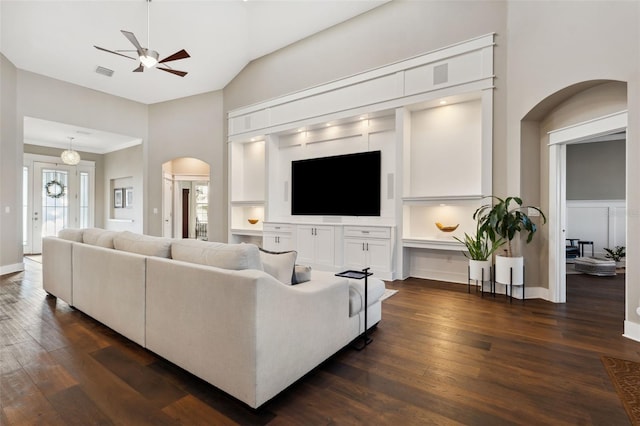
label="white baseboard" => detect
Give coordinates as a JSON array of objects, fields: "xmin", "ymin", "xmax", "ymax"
[
  {"xmin": 409, "ymin": 267, "xmax": 467, "ymax": 284},
  {"xmin": 623, "ymin": 320, "xmax": 640, "ymax": 342},
  {"xmin": 0, "ymin": 262, "xmax": 24, "ymax": 276},
  {"xmin": 488, "ymin": 283, "xmax": 549, "ymax": 300}
]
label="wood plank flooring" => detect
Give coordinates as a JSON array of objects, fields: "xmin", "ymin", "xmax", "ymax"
[{"xmin": 2, "ymin": 259, "xmax": 639, "ymax": 425}]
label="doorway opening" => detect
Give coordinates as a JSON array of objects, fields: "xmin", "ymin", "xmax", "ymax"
[
  {"xmin": 23, "ymin": 154, "xmax": 95, "ymax": 254},
  {"xmin": 162, "ymin": 157, "xmax": 210, "ymax": 239},
  {"xmin": 548, "ymin": 111, "xmax": 627, "ymax": 303}
]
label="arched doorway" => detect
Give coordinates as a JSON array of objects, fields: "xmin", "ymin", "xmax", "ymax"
[
  {"xmin": 162, "ymin": 157, "xmax": 210, "ymax": 239},
  {"xmin": 520, "ymin": 80, "xmax": 628, "ymax": 304}
]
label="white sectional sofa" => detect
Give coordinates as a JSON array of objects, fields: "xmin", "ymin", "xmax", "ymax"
[{"xmin": 42, "ymin": 228, "xmax": 384, "ymax": 408}]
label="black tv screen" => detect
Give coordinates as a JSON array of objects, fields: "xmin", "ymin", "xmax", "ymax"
[{"xmin": 291, "ymin": 151, "xmax": 381, "ymax": 216}]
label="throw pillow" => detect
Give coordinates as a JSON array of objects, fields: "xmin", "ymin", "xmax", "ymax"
[
  {"xmin": 292, "ymin": 264, "xmax": 312, "ymax": 285},
  {"xmin": 259, "ymin": 248, "xmax": 297, "ymax": 285}
]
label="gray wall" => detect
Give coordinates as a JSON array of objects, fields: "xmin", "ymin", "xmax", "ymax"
[
  {"xmin": 147, "ymin": 91, "xmax": 225, "ymax": 241},
  {"xmin": 104, "ymin": 144, "xmax": 143, "ymax": 232},
  {"xmin": 567, "ymin": 140, "xmax": 625, "ymax": 200},
  {"xmin": 1, "ymin": 54, "xmax": 20, "ymax": 271}
]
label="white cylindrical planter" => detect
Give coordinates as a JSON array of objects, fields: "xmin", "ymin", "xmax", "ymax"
[
  {"xmin": 495, "ymin": 255, "xmax": 524, "ymax": 285},
  {"xmin": 469, "ymin": 259, "xmax": 492, "ymax": 281}
]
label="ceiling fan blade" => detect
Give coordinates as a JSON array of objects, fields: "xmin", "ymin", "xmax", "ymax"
[
  {"xmin": 159, "ymin": 49, "xmax": 190, "ymax": 64},
  {"xmin": 157, "ymin": 67, "xmax": 188, "ymax": 77},
  {"xmin": 133, "ymin": 64, "xmax": 144, "ymax": 73},
  {"xmin": 121, "ymin": 30, "xmax": 144, "ymax": 56},
  {"xmin": 94, "ymin": 45, "xmax": 136, "ymax": 60}
]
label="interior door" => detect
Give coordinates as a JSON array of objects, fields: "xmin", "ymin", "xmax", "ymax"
[{"xmin": 31, "ymin": 162, "xmax": 74, "ymax": 254}]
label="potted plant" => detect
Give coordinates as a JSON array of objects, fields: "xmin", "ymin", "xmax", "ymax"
[
  {"xmin": 474, "ymin": 196, "xmax": 546, "ymax": 290},
  {"xmin": 454, "ymin": 223, "xmax": 503, "ymax": 282},
  {"xmin": 604, "ymin": 246, "xmax": 625, "ymax": 268}
]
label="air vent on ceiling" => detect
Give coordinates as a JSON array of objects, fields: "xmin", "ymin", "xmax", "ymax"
[
  {"xmin": 76, "ymin": 130, "xmax": 92, "ymax": 135},
  {"xmin": 96, "ymin": 66, "xmax": 114, "ymax": 77}
]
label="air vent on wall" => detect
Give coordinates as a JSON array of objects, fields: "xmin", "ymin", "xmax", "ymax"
[{"xmin": 96, "ymin": 66, "xmax": 114, "ymax": 77}]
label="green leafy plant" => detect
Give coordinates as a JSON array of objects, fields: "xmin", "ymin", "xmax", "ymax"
[
  {"xmin": 474, "ymin": 196, "xmax": 546, "ymax": 258},
  {"xmin": 604, "ymin": 246, "xmax": 625, "ymax": 262},
  {"xmin": 454, "ymin": 222, "xmax": 504, "ymax": 261}
]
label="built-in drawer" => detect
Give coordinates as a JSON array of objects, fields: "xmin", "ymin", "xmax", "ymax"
[
  {"xmin": 263, "ymin": 222, "xmax": 293, "ymax": 233},
  {"xmin": 344, "ymin": 226, "xmax": 391, "ymax": 239}
]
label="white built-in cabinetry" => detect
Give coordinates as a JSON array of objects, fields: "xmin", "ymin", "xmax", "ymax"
[
  {"xmin": 343, "ymin": 226, "xmax": 393, "ymax": 275},
  {"xmin": 227, "ymin": 34, "xmax": 495, "ymax": 283},
  {"xmin": 296, "ymin": 225, "xmax": 335, "ymax": 267},
  {"xmin": 262, "ymin": 222, "xmax": 294, "ymax": 251}
]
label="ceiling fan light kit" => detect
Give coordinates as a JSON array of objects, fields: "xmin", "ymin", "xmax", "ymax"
[{"xmin": 94, "ymin": 0, "xmax": 189, "ymax": 77}]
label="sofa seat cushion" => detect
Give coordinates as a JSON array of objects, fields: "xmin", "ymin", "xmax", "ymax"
[
  {"xmin": 259, "ymin": 249, "xmax": 297, "ymax": 285},
  {"xmin": 82, "ymin": 227, "xmax": 117, "ymax": 248},
  {"xmin": 57, "ymin": 228, "xmax": 84, "ymax": 242},
  {"xmin": 113, "ymin": 231, "xmax": 172, "ymax": 258},
  {"xmin": 348, "ymin": 277, "xmax": 385, "ymax": 317},
  {"xmin": 171, "ymin": 240, "xmax": 263, "ymax": 270}
]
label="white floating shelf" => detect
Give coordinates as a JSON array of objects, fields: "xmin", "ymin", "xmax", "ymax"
[
  {"xmin": 402, "ymin": 237, "xmax": 464, "ymax": 251},
  {"xmin": 230, "ymin": 228, "xmax": 263, "ymax": 237}
]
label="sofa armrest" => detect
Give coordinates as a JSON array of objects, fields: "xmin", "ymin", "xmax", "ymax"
[
  {"xmin": 42, "ymin": 236, "xmax": 73, "ymax": 304},
  {"xmin": 254, "ymin": 273, "xmax": 353, "ymax": 406}
]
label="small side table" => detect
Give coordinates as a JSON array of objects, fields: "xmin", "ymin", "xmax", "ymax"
[
  {"xmin": 336, "ymin": 267, "xmax": 373, "ymax": 350},
  {"xmin": 578, "ymin": 240, "xmax": 594, "ymax": 257}
]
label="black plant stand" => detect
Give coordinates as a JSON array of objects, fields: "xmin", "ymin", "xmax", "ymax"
[
  {"xmin": 336, "ymin": 267, "xmax": 373, "ymax": 350},
  {"xmin": 503, "ymin": 265, "xmax": 525, "ymax": 304},
  {"xmin": 468, "ymin": 265, "xmax": 493, "ymax": 297}
]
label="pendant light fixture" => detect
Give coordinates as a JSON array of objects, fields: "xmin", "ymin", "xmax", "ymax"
[{"xmin": 61, "ymin": 137, "xmax": 81, "ymax": 165}]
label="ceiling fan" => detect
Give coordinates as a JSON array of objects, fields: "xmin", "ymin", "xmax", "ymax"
[{"xmin": 94, "ymin": 0, "xmax": 190, "ymax": 77}]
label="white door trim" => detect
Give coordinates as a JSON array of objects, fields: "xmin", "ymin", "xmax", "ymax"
[{"xmin": 547, "ymin": 110, "xmax": 627, "ymax": 303}]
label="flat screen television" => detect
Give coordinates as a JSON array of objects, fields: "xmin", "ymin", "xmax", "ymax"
[{"xmin": 291, "ymin": 151, "xmax": 381, "ymax": 216}]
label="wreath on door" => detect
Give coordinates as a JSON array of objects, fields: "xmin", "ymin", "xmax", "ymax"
[{"xmin": 45, "ymin": 179, "xmax": 66, "ymax": 199}]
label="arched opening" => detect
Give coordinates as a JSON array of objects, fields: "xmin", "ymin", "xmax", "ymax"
[
  {"xmin": 520, "ymin": 80, "xmax": 627, "ymax": 308},
  {"xmin": 161, "ymin": 157, "xmax": 211, "ymax": 239}
]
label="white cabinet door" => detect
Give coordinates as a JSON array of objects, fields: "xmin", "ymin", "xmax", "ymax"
[
  {"xmin": 366, "ymin": 239, "xmax": 391, "ymax": 272},
  {"xmin": 296, "ymin": 225, "xmax": 316, "ymax": 264},
  {"xmin": 344, "ymin": 239, "xmax": 368, "ymax": 269},
  {"xmin": 264, "ymin": 233, "xmax": 294, "ymax": 252},
  {"xmin": 314, "ymin": 226, "xmax": 335, "ymax": 266},
  {"xmin": 296, "ymin": 225, "xmax": 334, "ymax": 266}
]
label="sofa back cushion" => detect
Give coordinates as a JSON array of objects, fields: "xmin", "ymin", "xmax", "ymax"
[
  {"xmin": 57, "ymin": 228, "xmax": 84, "ymax": 242},
  {"xmin": 82, "ymin": 228, "xmax": 117, "ymax": 249},
  {"xmin": 171, "ymin": 240, "xmax": 263, "ymax": 271},
  {"xmin": 113, "ymin": 231, "xmax": 172, "ymax": 258}
]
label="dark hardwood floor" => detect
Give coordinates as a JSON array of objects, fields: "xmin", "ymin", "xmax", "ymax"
[{"xmin": 2, "ymin": 259, "xmax": 639, "ymax": 425}]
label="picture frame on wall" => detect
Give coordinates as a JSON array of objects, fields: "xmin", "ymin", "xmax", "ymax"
[
  {"xmin": 125, "ymin": 187, "xmax": 134, "ymax": 209},
  {"xmin": 114, "ymin": 188, "xmax": 124, "ymax": 209}
]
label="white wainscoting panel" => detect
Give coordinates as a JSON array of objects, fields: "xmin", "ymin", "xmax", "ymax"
[{"xmin": 566, "ymin": 200, "xmax": 626, "ymax": 257}]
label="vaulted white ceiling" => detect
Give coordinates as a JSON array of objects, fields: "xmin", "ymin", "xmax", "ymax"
[
  {"xmin": 2, "ymin": 0, "xmax": 387, "ymax": 152},
  {"xmin": 1, "ymin": 0, "xmax": 386, "ymax": 105}
]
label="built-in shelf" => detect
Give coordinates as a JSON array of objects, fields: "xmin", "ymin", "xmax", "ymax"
[
  {"xmin": 402, "ymin": 195, "xmax": 486, "ymax": 204},
  {"xmin": 402, "ymin": 237, "xmax": 464, "ymax": 251},
  {"xmin": 108, "ymin": 218, "xmax": 134, "ymax": 223},
  {"xmin": 230, "ymin": 228, "xmax": 263, "ymax": 237},
  {"xmin": 230, "ymin": 200, "xmax": 264, "ymax": 206}
]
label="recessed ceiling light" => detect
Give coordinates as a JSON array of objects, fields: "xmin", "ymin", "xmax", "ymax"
[
  {"xmin": 359, "ymin": 116, "xmax": 366, "ymax": 120},
  {"xmin": 439, "ymin": 100, "xmax": 447, "ymax": 105},
  {"xmin": 326, "ymin": 123, "xmax": 331, "ymax": 127},
  {"xmin": 297, "ymin": 128, "xmax": 304, "ymax": 132}
]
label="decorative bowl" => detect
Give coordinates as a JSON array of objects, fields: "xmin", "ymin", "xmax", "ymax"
[
  {"xmin": 435, "ymin": 222, "xmax": 459, "ymax": 232},
  {"xmin": 248, "ymin": 218, "xmax": 259, "ymax": 225}
]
